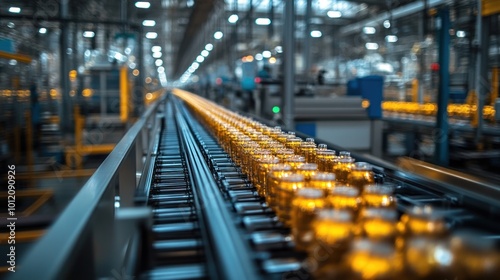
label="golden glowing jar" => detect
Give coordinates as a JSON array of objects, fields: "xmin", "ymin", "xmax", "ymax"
[
  {"xmin": 299, "ymin": 142, "xmax": 317, "ymax": 163},
  {"xmin": 333, "ymin": 157, "xmax": 355, "ymax": 184},
  {"xmin": 296, "ymin": 163, "xmax": 318, "ymax": 183},
  {"xmin": 256, "ymin": 157, "xmax": 281, "ymax": 197},
  {"xmin": 276, "ymin": 174, "xmax": 306, "ymax": 226},
  {"xmin": 356, "ymin": 208, "xmax": 399, "ymax": 242},
  {"xmin": 249, "ymin": 150, "xmax": 271, "ymax": 184},
  {"xmin": 362, "ymin": 184, "xmax": 396, "ymax": 209},
  {"xmin": 405, "ymin": 237, "xmax": 454, "ymax": 280},
  {"xmin": 316, "ymin": 149, "xmax": 336, "ymax": 171},
  {"xmin": 283, "ymin": 155, "xmax": 306, "ymax": 170},
  {"xmin": 274, "ymin": 149, "xmax": 295, "ymax": 162},
  {"xmin": 326, "ymin": 186, "xmax": 361, "ymax": 215},
  {"xmin": 450, "ymin": 231, "xmax": 500, "ymax": 279},
  {"xmin": 285, "ymin": 137, "xmax": 303, "ymax": 153},
  {"xmin": 347, "ymin": 162, "xmax": 375, "ymax": 191},
  {"xmin": 291, "ymin": 188, "xmax": 328, "ymax": 252},
  {"xmin": 399, "ymin": 206, "xmax": 448, "ymax": 238},
  {"xmin": 345, "ymin": 239, "xmax": 403, "ymax": 280},
  {"xmin": 240, "ymin": 143, "xmax": 260, "ymax": 175},
  {"xmin": 266, "ymin": 164, "xmax": 293, "ymax": 208},
  {"xmin": 309, "ymin": 172, "xmax": 336, "ymax": 196},
  {"xmin": 310, "ymin": 209, "xmax": 354, "ymax": 273}
]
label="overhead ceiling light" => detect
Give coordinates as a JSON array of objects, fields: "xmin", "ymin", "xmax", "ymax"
[
  {"xmin": 255, "ymin": 18, "xmax": 271, "ymax": 25},
  {"xmin": 262, "ymin": 51, "xmax": 272, "ymax": 58},
  {"xmin": 385, "ymin": 35, "xmax": 398, "ymax": 43},
  {"xmin": 9, "ymin": 7, "xmax": 21, "ymax": 13},
  {"xmin": 196, "ymin": 55, "xmax": 205, "ymax": 63},
  {"xmin": 310, "ymin": 30, "xmax": 322, "ymax": 38},
  {"xmin": 142, "ymin": 20, "xmax": 156, "ymax": 26},
  {"xmin": 363, "ymin": 27, "xmax": 376, "ymax": 34},
  {"xmin": 201, "ymin": 50, "xmax": 209, "ymax": 57},
  {"xmin": 9, "ymin": 59, "xmax": 17, "ymax": 66},
  {"xmin": 228, "ymin": 14, "xmax": 239, "ymax": 24},
  {"xmin": 275, "ymin": 46, "xmax": 283, "ymax": 53},
  {"xmin": 269, "ymin": 57, "xmax": 277, "ymax": 64},
  {"xmin": 151, "ymin": 46, "xmax": 161, "ymax": 52},
  {"xmin": 213, "ymin": 31, "xmax": 223, "ymax": 40},
  {"xmin": 255, "ymin": 53, "xmax": 263, "ymax": 61},
  {"xmin": 192, "ymin": 62, "xmax": 200, "ymax": 69},
  {"xmin": 135, "ymin": 1, "xmax": 150, "ymax": 9},
  {"xmin": 157, "ymin": 66, "xmax": 165, "ymax": 73},
  {"xmin": 456, "ymin": 30, "xmax": 466, "ymax": 38},
  {"xmin": 7, "ymin": 22, "xmax": 15, "ymax": 28},
  {"xmin": 383, "ymin": 20, "xmax": 391, "ymax": 29},
  {"xmin": 205, "ymin": 43, "xmax": 214, "ymax": 51},
  {"xmin": 83, "ymin": 31, "xmax": 95, "ymax": 38},
  {"xmin": 145, "ymin": 32, "xmax": 158, "ymax": 39},
  {"xmin": 39, "ymin": 28, "xmax": 47, "ymax": 34},
  {"xmin": 155, "ymin": 59, "xmax": 163, "ymax": 66},
  {"xmin": 365, "ymin": 42, "xmax": 379, "ymax": 50},
  {"xmin": 152, "ymin": 52, "xmax": 162, "ymax": 58},
  {"xmin": 327, "ymin": 10, "xmax": 342, "ymax": 18}
]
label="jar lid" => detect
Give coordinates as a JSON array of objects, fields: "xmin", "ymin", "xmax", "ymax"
[
  {"xmin": 363, "ymin": 184, "xmax": 394, "ymax": 195},
  {"xmin": 306, "ymin": 138, "xmax": 315, "ymax": 143},
  {"xmin": 311, "ymin": 172, "xmax": 336, "ymax": 181},
  {"xmin": 269, "ymin": 163, "xmax": 293, "ymax": 171},
  {"xmin": 297, "ymin": 163, "xmax": 318, "ymax": 171},
  {"xmin": 339, "ymin": 151, "xmax": 351, "ymax": 158},
  {"xmin": 317, "ymin": 143, "xmax": 328, "ymax": 150},
  {"xmin": 360, "ymin": 207, "xmax": 398, "ymax": 220},
  {"xmin": 317, "ymin": 209, "xmax": 352, "ymax": 221},
  {"xmin": 352, "ymin": 162, "xmax": 372, "ymax": 171},
  {"xmin": 296, "ymin": 187, "xmax": 324, "ymax": 199},
  {"xmin": 284, "ymin": 155, "xmax": 306, "ymax": 162},
  {"xmin": 281, "ymin": 173, "xmax": 305, "ymax": 182},
  {"xmin": 330, "ymin": 186, "xmax": 359, "ymax": 197},
  {"xmin": 408, "ymin": 205, "xmax": 445, "ymax": 220}
]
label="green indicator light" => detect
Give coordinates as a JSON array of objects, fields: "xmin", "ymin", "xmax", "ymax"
[{"xmin": 272, "ymin": 106, "xmax": 281, "ymax": 114}]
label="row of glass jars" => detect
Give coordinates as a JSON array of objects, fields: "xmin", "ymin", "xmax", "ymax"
[{"xmin": 172, "ymin": 89, "xmax": 500, "ymax": 280}]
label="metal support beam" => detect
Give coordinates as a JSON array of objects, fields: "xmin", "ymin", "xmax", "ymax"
[
  {"xmin": 434, "ymin": 9, "xmax": 450, "ymax": 166},
  {"xmin": 475, "ymin": 5, "xmax": 490, "ymax": 146},
  {"xmin": 283, "ymin": 0, "xmax": 296, "ymax": 130},
  {"xmin": 303, "ymin": 0, "xmax": 312, "ymax": 78},
  {"xmin": 60, "ymin": 0, "xmax": 72, "ymax": 134}
]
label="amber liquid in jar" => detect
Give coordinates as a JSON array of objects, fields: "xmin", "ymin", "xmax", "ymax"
[
  {"xmin": 316, "ymin": 149, "xmax": 336, "ymax": 172},
  {"xmin": 296, "ymin": 163, "xmax": 318, "ymax": 183},
  {"xmin": 327, "ymin": 186, "xmax": 361, "ymax": 215},
  {"xmin": 333, "ymin": 157, "xmax": 355, "ymax": 184},
  {"xmin": 347, "ymin": 162, "xmax": 375, "ymax": 191},
  {"xmin": 255, "ymin": 156, "xmax": 280, "ymax": 197},
  {"xmin": 356, "ymin": 207, "xmax": 399, "ymax": 242},
  {"xmin": 398, "ymin": 205, "xmax": 448, "ymax": 238},
  {"xmin": 362, "ymin": 184, "xmax": 397, "ymax": 209},
  {"xmin": 265, "ymin": 164, "xmax": 293, "ymax": 208},
  {"xmin": 309, "ymin": 172, "xmax": 336, "ymax": 196},
  {"xmin": 283, "ymin": 155, "xmax": 306, "ymax": 170},
  {"xmin": 276, "ymin": 174, "xmax": 306, "ymax": 226},
  {"xmin": 291, "ymin": 188, "xmax": 327, "ymax": 252}
]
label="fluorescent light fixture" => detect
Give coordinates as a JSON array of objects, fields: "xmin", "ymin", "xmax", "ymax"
[
  {"xmin": 9, "ymin": 7, "xmax": 21, "ymax": 13},
  {"xmin": 383, "ymin": 20, "xmax": 391, "ymax": 29},
  {"xmin": 310, "ymin": 30, "xmax": 322, "ymax": 38},
  {"xmin": 9, "ymin": 59, "xmax": 17, "ymax": 66},
  {"xmin": 228, "ymin": 14, "xmax": 239, "ymax": 24},
  {"xmin": 39, "ymin": 28, "xmax": 47, "ymax": 34},
  {"xmin": 456, "ymin": 30, "xmax": 466, "ymax": 38},
  {"xmin": 155, "ymin": 59, "xmax": 163, "ymax": 66},
  {"xmin": 363, "ymin": 27, "xmax": 376, "ymax": 34},
  {"xmin": 255, "ymin": 18, "xmax": 271, "ymax": 25},
  {"xmin": 196, "ymin": 55, "xmax": 205, "ymax": 63},
  {"xmin": 385, "ymin": 35, "xmax": 398, "ymax": 43},
  {"xmin": 145, "ymin": 32, "xmax": 158, "ymax": 39},
  {"xmin": 157, "ymin": 66, "xmax": 165, "ymax": 73},
  {"xmin": 192, "ymin": 62, "xmax": 199, "ymax": 69},
  {"xmin": 205, "ymin": 43, "xmax": 214, "ymax": 51},
  {"xmin": 213, "ymin": 31, "xmax": 223, "ymax": 40},
  {"xmin": 142, "ymin": 20, "xmax": 156, "ymax": 26},
  {"xmin": 275, "ymin": 46, "xmax": 283, "ymax": 53},
  {"xmin": 135, "ymin": 1, "xmax": 150, "ymax": 9},
  {"xmin": 151, "ymin": 46, "xmax": 161, "ymax": 52},
  {"xmin": 262, "ymin": 51, "xmax": 272, "ymax": 58},
  {"xmin": 269, "ymin": 57, "xmax": 277, "ymax": 64},
  {"xmin": 327, "ymin": 10, "xmax": 342, "ymax": 18},
  {"xmin": 152, "ymin": 52, "xmax": 162, "ymax": 58},
  {"xmin": 7, "ymin": 22, "xmax": 15, "ymax": 28},
  {"xmin": 201, "ymin": 50, "xmax": 209, "ymax": 57},
  {"xmin": 365, "ymin": 42, "xmax": 379, "ymax": 50},
  {"xmin": 83, "ymin": 31, "xmax": 95, "ymax": 38},
  {"xmin": 255, "ymin": 53, "xmax": 263, "ymax": 61}
]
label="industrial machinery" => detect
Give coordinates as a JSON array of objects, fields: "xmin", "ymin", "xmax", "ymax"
[{"xmin": 9, "ymin": 89, "xmax": 500, "ymax": 280}]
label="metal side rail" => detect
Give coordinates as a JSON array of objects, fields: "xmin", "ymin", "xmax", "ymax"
[{"xmin": 175, "ymin": 98, "xmax": 304, "ymax": 279}]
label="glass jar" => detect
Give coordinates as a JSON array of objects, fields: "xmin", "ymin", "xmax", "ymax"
[
  {"xmin": 266, "ymin": 164, "xmax": 293, "ymax": 208},
  {"xmin": 310, "ymin": 209, "xmax": 354, "ymax": 278},
  {"xmin": 255, "ymin": 156, "xmax": 280, "ymax": 197},
  {"xmin": 362, "ymin": 184, "xmax": 397, "ymax": 209},
  {"xmin": 299, "ymin": 141, "xmax": 317, "ymax": 163},
  {"xmin": 285, "ymin": 137, "xmax": 303, "ymax": 153},
  {"xmin": 327, "ymin": 186, "xmax": 361, "ymax": 216},
  {"xmin": 291, "ymin": 188, "xmax": 328, "ymax": 252},
  {"xmin": 398, "ymin": 205, "xmax": 448, "ymax": 238},
  {"xmin": 347, "ymin": 162, "xmax": 375, "ymax": 191},
  {"xmin": 356, "ymin": 207, "xmax": 399, "ymax": 242},
  {"xmin": 316, "ymin": 149, "xmax": 336, "ymax": 172},
  {"xmin": 309, "ymin": 172, "xmax": 336, "ymax": 196},
  {"xmin": 296, "ymin": 163, "xmax": 319, "ymax": 183},
  {"xmin": 249, "ymin": 150, "xmax": 271, "ymax": 184},
  {"xmin": 276, "ymin": 174, "xmax": 306, "ymax": 226},
  {"xmin": 333, "ymin": 157, "xmax": 355, "ymax": 184},
  {"xmin": 283, "ymin": 155, "xmax": 306, "ymax": 170}
]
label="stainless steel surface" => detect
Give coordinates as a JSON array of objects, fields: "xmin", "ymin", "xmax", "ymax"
[{"xmin": 283, "ymin": 0, "xmax": 296, "ymax": 130}]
